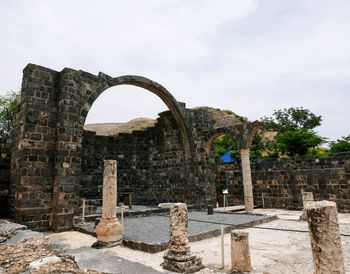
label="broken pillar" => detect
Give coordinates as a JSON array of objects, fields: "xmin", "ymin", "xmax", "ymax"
[
  {"xmin": 230, "ymin": 230, "xmax": 252, "ymax": 273},
  {"xmin": 300, "ymin": 191, "xmax": 314, "ymax": 220},
  {"xmin": 305, "ymin": 201, "xmax": 345, "ymax": 274},
  {"xmin": 162, "ymin": 203, "xmax": 204, "ymax": 273},
  {"xmin": 94, "ymin": 160, "xmax": 122, "ymax": 247},
  {"xmin": 240, "ymin": 149, "xmax": 254, "ymax": 212}
]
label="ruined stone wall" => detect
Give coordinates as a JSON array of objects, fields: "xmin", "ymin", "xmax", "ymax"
[
  {"xmin": 216, "ymin": 154, "xmax": 350, "ymax": 212},
  {"xmin": 80, "ymin": 107, "xmax": 249, "ymax": 207},
  {"xmin": 10, "ymin": 63, "xmax": 251, "ymax": 231},
  {"xmin": 10, "ymin": 65, "xmax": 59, "ymax": 230},
  {"xmin": 0, "ymin": 138, "xmax": 11, "ymax": 217},
  {"xmin": 81, "ymin": 111, "xmax": 190, "ymax": 205}
]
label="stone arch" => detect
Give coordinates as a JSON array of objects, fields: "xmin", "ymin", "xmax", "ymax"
[
  {"xmin": 204, "ymin": 128, "xmax": 239, "ymax": 154},
  {"xmin": 80, "ymin": 74, "xmax": 192, "ymax": 156},
  {"xmin": 238, "ymin": 121, "xmax": 261, "ymax": 149},
  {"xmin": 203, "ymin": 121, "xmax": 262, "ymax": 154}
]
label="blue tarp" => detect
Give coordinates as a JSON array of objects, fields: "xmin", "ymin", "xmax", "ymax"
[{"xmin": 219, "ymin": 151, "xmax": 234, "ymax": 163}]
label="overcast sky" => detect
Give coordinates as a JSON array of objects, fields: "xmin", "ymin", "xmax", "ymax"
[{"xmin": 1, "ymin": 0, "xmax": 349, "ymax": 141}]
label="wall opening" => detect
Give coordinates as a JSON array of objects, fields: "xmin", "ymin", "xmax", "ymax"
[
  {"xmin": 207, "ymin": 133, "xmax": 243, "ymax": 207},
  {"xmin": 80, "ymin": 84, "xmax": 188, "ymax": 206},
  {"xmin": 84, "ymin": 85, "xmax": 167, "ymax": 136}
]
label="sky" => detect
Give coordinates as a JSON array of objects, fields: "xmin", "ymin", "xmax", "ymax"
[{"xmin": 0, "ymin": 0, "xmax": 349, "ymax": 141}]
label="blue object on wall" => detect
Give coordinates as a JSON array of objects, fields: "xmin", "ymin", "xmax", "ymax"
[{"xmin": 219, "ymin": 151, "xmax": 234, "ymax": 163}]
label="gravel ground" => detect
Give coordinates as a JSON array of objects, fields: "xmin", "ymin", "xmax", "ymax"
[{"xmin": 123, "ymin": 211, "xmax": 268, "ymax": 243}]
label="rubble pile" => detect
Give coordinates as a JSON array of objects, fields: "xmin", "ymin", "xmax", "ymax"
[{"xmin": 0, "ymin": 221, "xmax": 101, "ymax": 274}]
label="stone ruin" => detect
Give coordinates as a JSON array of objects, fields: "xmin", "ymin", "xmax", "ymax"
[
  {"xmin": 5, "ymin": 64, "xmax": 260, "ymax": 232},
  {"xmin": 162, "ymin": 203, "xmax": 204, "ymax": 273},
  {"xmin": 1, "ymin": 64, "xmax": 348, "ymax": 274}
]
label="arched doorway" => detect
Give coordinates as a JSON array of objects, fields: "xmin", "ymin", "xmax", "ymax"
[
  {"xmin": 50, "ymin": 71, "xmax": 194, "ymax": 230},
  {"xmin": 79, "ymin": 83, "xmax": 189, "ymax": 205},
  {"xmin": 79, "ymin": 75, "xmax": 191, "ymax": 155}
]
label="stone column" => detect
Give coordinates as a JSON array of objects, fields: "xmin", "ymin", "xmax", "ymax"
[
  {"xmin": 231, "ymin": 230, "xmax": 252, "ymax": 273},
  {"xmin": 240, "ymin": 149, "xmax": 254, "ymax": 212},
  {"xmin": 305, "ymin": 201, "xmax": 345, "ymax": 274},
  {"xmin": 94, "ymin": 160, "xmax": 122, "ymax": 246},
  {"xmin": 300, "ymin": 191, "xmax": 314, "ymax": 220},
  {"xmin": 163, "ymin": 203, "xmax": 204, "ymax": 273}
]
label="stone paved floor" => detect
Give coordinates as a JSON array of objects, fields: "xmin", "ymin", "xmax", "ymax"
[
  {"xmin": 78, "ymin": 211, "xmax": 272, "ymax": 245},
  {"xmin": 124, "ymin": 211, "xmax": 270, "ymax": 243}
]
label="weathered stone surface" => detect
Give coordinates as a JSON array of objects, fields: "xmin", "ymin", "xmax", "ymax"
[
  {"xmin": 47, "ymin": 231, "xmax": 96, "ymax": 251},
  {"xmin": 163, "ymin": 203, "xmax": 204, "ymax": 273},
  {"xmin": 163, "ymin": 256, "xmax": 204, "ymax": 273},
  {"xmin": 95, "ymin": 160, "xmax": 122, "ymax": 245},
  {"xmin": 95, "ymin": 219, "xmax": 122, "ymax": 246},
  {"xmin": 168, "ymin": 203, "xmax": 190, "ymax": 254},
  {"xmin": 241, "ymin": 148, "xmax": 254, "ymax": 212},
  {"xmin": 63, "ymin": 247, "xmax": 162, "ymax": 274},
  {"xmin": 29, "ymin": 255, "xmax": 61, "ymax": 269},
  {"xmin": 300, "ymin": 191, "xmax": 314, "ymax": 220},
  {"xmin": 0, "ymin": 222, "xmax": 27, "ymax": 238},
  {"xmin": 306, "ymin": 200, "xmax": 345, "ymax": 274},
  {"xmin": 6, "ymin": 230, "xmax": 44, "ymax": 245},
  {"xmin": 230, "ymin": 230, "xmax": 252, "ymax": 273}
]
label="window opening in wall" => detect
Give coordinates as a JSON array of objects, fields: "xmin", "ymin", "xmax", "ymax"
[{"xmin": 84, "ymin": 85, "xmax": 166, "ymax": 136}]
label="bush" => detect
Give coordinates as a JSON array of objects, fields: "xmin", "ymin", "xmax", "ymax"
[
  {"xmin": 275, "ymin": 129, "xmax": 325, "ymax": 157},
  {"xmin": 213, "ymin": 134, "xmax": 240, "ymax": 159},
  {"xmin": 330, "ymin": 135, "xmax": 350, "ymax": 154},
  {"xmin": 0, "ymin": 91, "xmax": 20, "ymax": 138}
]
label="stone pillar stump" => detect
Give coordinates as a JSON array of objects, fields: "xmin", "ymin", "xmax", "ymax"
[
  {"xmin": 300, "ymin": 191, "xmax": 314, "ymax": 220},
  {"xmin": 306, "ymin": 201, "xmax": 345, "ymax": 274},
  {"xmin": 231, "ymin": 230, "xmax": 252, "ymax": 273},
  {"xmin": 162, "ymin": 203, "xmax": 204, "ymax": 273},
  {"xmin": 94, "ymin": 160, "xmax": 122, "ymax": 247},
  {"xmin": 240, "ymin": 149, "xmax": 254, "ymax": 212}
]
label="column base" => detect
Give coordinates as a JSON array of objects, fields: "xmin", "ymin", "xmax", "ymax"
[
  {"xmin": 95, "ymin": 218, "xmax": 122, "ymax": 245},
  {"xmin": 162, "ymin": 252, "xmax": 204, "ymax": 273},
  {"xmin": 92, "ymin": 239, "xmax": 122, "ymax": 249}
]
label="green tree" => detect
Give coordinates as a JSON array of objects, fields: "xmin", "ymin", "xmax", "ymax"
[
  {"xmin": 250, "ymin": 132, "xmax": 279, "ymax": 159},
  {"xmin": 262, "ymin": 107, "xmax": 322, "ymax": 133},
  {"xmin": 275, "ymin": 129, "xmax": 325, "ymax": 156},
  {"xmin": 261, "ymin": 107, "xmax": 325, "ymax": 157},
  {"xmin": 213, "ymin": 134, "xmax": 240, "ymax": 160},
  {"xmin": 330, "ymin": 135, "xmax": 350, "ymax": 154},
  {"xmin": 0, "ymin": 91, "xmax": 20, "ymax": 138}
]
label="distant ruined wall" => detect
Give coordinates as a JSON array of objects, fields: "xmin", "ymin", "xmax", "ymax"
[
  {"xmin": 81, "ymin": 111, "xmax": 190, "ymax": 204},
  {"xmin": 0, "ymin": 139, "xmax": 11, "ymax": 217},
  {"xmin": 80, "ymin": 107, "xmax": 247, "ymax": 205},
  {"xmin": 216, "ymin": 154, "xmax": 350, "ymax": 212}
]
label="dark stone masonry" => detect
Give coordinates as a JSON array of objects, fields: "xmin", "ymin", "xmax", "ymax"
[
  {"xmin": 3, "ymin": 64, "xmax": 257, "ymax": 231},
  {"xmin": 0, "ymin": 138, "xmax": 11, "ymax": 218},
  {"xmin": 1, "ymin": 63, "xmax": 349, "ymax": 232},
  {"xmin": 216, "ymin": 154, "xmax": 350, "ymax": 212}
]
